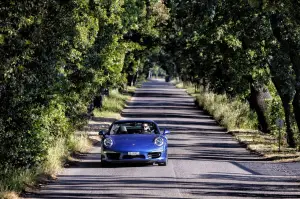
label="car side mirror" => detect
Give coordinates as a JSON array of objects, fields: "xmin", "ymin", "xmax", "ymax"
[
  {"xmin": 99, "ymin": 130, "xmax": 106, "ymax": 136},
  {"xmin": 163, "ymin": 129, "xmax": 170, "ymax": 135}
]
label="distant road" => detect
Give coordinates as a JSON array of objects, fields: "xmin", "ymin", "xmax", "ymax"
[{"xmin": 28, "ymin": 79, "xmax": 300, "ymax": 199}]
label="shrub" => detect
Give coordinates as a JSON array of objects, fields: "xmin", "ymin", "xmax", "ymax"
[
  {"xmin": 42, "ymin": 138, "xmax": 68, "ymax": 175},
  {"xmin": 0, "ymin": 164, "xmax": 36, "ymax": 195},
  {"xmin": 177, "ymin": 82, "xmax": 258, "ymax": 130},
  {"xmin": 100, "ymin": 90, "xmax": 130, "ymax": 113},
  {"xmin": 195, "ymin": 92, "xmax": 257, "ymax": 130},
  {"xmin": 67, "ymin": 133, "xmax": 91, "ymax": 153}
]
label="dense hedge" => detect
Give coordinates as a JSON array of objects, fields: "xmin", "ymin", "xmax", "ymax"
[{"xmin": 0, "ymin": 0, "xmax": 169, "ymax": 169}]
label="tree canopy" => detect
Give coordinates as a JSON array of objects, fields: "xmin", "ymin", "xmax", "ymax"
[
  {"xmin": 160, "ymin": 0, "xmax": 300, "ymax": 147},
  {"xmin": 0, "ymin": 0, "xmax": 169, "ymax": 168},
  {"xmin": 1, "ymin": 0, "xmax": 300, "ymax": 170}
]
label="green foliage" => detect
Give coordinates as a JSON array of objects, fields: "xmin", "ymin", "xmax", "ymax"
[
  {"xmin": 42, "ymin": 138, "xmax": 69, "ymax": 175},
  {"xmin": 100, "ymin": 90, "xmax": 130, "ymax": 113},
  {"xmin": 178, "ymin": 82, "xmax": 249, "ymax": 130},
  {"xmin": 67, "ymin": 133, "xmax": 91, "ymax": 154},
  {"xmin": 151, "ymin": 65, "xmax": 166, "ymax": 77},
  {"xmin": 93, "ymin": 89, "xmax": 132, "ymax": 119},
  {"xmin": 0, "ymin": 165, "xmax": 37, "ymax": 194},
  {"xmin": 196, "ymin": 88, "xmax": 257, "ymax": 130},
  {"xmin": 265, "ymin": 98, "xmax": 284, "ymax": 131},
  {"xmin": 0, "ymin": 135, "xmax": 91, "ymax": 195},
  {"xmin": 180, "ymin": 83, "xmax": 257, "ymax": 130},
  {"xmin": 0, "ymin": 0, "xmax": 168, "ymax": 195},
  {"xmin": 162, "ymin": 0, "xmax": 300, "ymax": 146}
]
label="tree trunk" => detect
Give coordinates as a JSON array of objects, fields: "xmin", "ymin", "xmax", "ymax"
[
  {"xmin": 289, "ymin": 51, "xmax": 300, "ymax": 140},
  {"xmin": 132, "ymin": 72, "xmax": 138, "ymax": 86},
  {"xmin": 127, "ymin": 74, "xmax": 134, "ymax": 86},
  {"xmin": 248, "ymin": 83, "xmax": 270, "ymax": 133},
  {"xmin": 268, "ymin": 60, "xmax": 296, "ymax": 147},
  {"xmin": 201, "ymin": 78, "xmax": 208, "ymax": 92},
  {"xmin": 270, "ymin": 13, "xmax": 300, "ymax": 139},
  {"xmin": 271, "ymin": 76, "xmax": 295, "ymax": 147},
  {"xmin": 283, "ymin": 100, "xmax": 296, "ymax": 147},
  {"xmin": 93, "ymin": 95, "xmax": 103, "ymax": 108},
  {"xmin": 293, "ymin": 87, "xmax": 300, "ymax": 136}
]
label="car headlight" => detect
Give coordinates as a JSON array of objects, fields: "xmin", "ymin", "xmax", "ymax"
[
  {"xmin": 103, "ymin": 138, "xmax": 113, "ymax": 147},
  {"xmin": 154, "ymin": 137, "xmax": 164, "ymax": 146}
]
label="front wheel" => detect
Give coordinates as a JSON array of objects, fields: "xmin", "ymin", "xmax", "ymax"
[
  {"xmin": 101, "ymin": 156, "xmax": 108, "ymax": 167},
  {"xmin": 158, "ymin": 159, "xmax": 167, "ymax": 166}
]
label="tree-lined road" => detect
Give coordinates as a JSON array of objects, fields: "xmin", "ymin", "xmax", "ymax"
[{"xmin": 28, "ymin": 80, "xmax": 300, "ymax": 199}]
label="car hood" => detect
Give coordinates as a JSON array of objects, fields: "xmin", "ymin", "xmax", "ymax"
[{"xmin": 105, "ymin": 134, "xmax": 165, "ymax": 151}]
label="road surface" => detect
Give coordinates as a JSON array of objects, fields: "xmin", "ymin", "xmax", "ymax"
[{"xmin": 27, "ymin": 79, "xmax": 300, "ymax": 199}]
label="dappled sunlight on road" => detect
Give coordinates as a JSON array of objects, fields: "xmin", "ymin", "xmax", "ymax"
[{"xmin": 26, "ymin": 80, "xmax": 300, "ymax": 199}]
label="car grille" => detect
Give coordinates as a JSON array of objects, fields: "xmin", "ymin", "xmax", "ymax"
[
  {"xmin": 123, "ymin": 155, "xmax": 145, "ymax": 159},
  {"xmin": 106, "ymin": 153, "xmax": 120, "ymax": 160},
  {"xmin": 148, "ymin": 152, "xmax": 161, "ymax": 159}
]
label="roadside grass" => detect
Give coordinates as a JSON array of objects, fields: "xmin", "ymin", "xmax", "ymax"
[
  {"xmin": 0, "ymin": 192, "xmax": 19, "ymax": 199},
  {"xmin": 0, "ymin": 84, "xmax": 139, "ymax": 198},
  {"xmin": 101, "ymin": 90, "xmax": 130, "ymax": 112},
  {"xmin": 0, "ymin": 134, "xmax": 92, "ymax": 199},
  {"xmin": 175, "ymin": 81, "xmax": 300, "ymax": 162},
  {"xmin": 126, "ymin": 86, "xmax": 137, "ymax": 94},
  {"xmin": 93, "ymin": 88, "xmax": 135, "ymax": 119},
  {"xmin": 93, "ymin": 110, "xmax": 121, "ymax": 119},
  {"xmin": 68, "ymin": 133, "xmax": 92, "ymax": 153},
  {"xmin": 42, "ymin": 134, "xmax": 92, "ymax": 175},
  {"xmin": 42, "ymin": 138, "xmax": 69, "ymax": 176},
  {"xmin": 0, "ymin": 168, "xmax": 36, "ymax": 199},
  {"xmin": 177, "ymin": 82, "xmax": 257, "ymax": 130}
]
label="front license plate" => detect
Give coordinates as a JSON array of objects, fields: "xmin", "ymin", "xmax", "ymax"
[{"xmin": 128, "ymin": 152, "xmax": 140, "ymax": 155}]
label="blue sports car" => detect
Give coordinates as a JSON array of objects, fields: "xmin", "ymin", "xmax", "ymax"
[{"xmin": 99, "ymin": 119, "xmax": 170, "ymax": 166}]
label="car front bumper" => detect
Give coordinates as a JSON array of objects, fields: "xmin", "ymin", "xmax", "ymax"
[{"xmin": 101, "ymin": 150, "xmax": 167, "ymax": 163}]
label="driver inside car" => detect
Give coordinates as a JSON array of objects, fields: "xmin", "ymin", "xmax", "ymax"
[{"xmin": 141, "ymin": 123, "xmax": 151, "ymax": 133}]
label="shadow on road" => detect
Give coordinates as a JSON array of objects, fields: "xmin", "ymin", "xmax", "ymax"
[
  {"xmin": 27, "ymin": 174, "xmax": 300, "ymax": 198},
  {"xmin": 25, "ymin": 80, "xmax": 300, "ymax": 199}
]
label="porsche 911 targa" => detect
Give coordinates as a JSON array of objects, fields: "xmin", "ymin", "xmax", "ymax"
[{"xmin": 99, "ymin": 119, "xmax": 169, "ymax": 166}]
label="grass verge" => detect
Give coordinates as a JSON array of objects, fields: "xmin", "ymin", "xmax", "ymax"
[
  {"xmin": 1, "ymin": 83, "xmax": 139, "ymax": 198},
  {"xmin": 176, "ymin": 81, "xmax": 257, "ymax": 130},
  {"xmin": 229, "ymin": 130, "xmax": 300, "ymax": 162},
  {"xmin": 0, "ymin": 133, "xmax": 92, "ymax": 199},
  {"xmin": 93, "ymin": 88, "xmax": 136, "ymax": 119},
  {"xmin": 175, "ymin": 81, "xmax": 300, "ymax": 162}
]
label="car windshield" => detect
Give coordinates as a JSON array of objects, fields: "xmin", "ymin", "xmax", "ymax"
[{"xmin": 109, "ymin": 122, "xmax": 159, "ymax": 135}]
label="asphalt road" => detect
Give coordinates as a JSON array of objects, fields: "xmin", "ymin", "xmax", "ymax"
[{"xmin": 27, "ymin": 79, "xmax": 300, "ymax": 199}]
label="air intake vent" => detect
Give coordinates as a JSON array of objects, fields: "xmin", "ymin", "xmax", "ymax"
[
  {"xmin": 107, "ymin": 153, "xmax": 120, "ymax": 160},
  {"xmin": 148, "ymin": 152, "xmax": 161, "ymax": 159}
]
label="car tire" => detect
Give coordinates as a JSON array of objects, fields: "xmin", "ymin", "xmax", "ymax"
[
  {"xmin": 158, "ymin": 159, "xmax": 167, "ymax": 166},
  {"xmin": 101, "ymin": 160, "xmax": 108, "ymax": 167}
]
